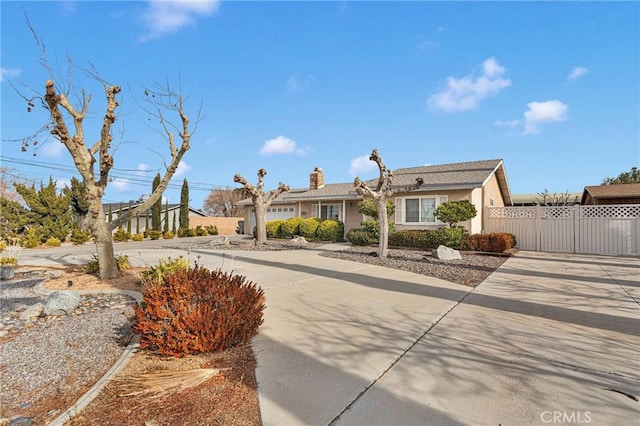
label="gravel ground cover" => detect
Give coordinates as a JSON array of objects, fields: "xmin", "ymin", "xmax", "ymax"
[{"xmin": 318, "ymin": 245, "xmax": 510, "ymax": 286}]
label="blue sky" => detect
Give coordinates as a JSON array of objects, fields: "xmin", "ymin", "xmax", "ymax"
[{"xmin": 1, "ymin": 1, "xmax": 638, "ymax": 210}]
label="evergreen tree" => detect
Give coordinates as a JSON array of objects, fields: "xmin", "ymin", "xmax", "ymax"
[
  {"xmin": 135, "ymin": 213, "xmax": 140, "ymax": 235},
  {"xmin": 67, "ymin": 177, "xmax": 89, "ymax": 230},
  {"xmin": 152, "ymin": 173, "xmax": 162, "ymax": 231},
  {"xmin": 172, "ymin": 212, "xmax": 177, "ymax": 234},
  {"xmin": 127, "ymin": 202, "xmax": 133, "ymax": 234},
  {"xmin": 0, "ymin": 198, "xmax": 31, "ymax": 239},
  {"xmin": 163, "ymin": 201, "xmax": 170, "ymax": 234},
  {"xmin": 14, "ymin": 177, "xmax": 73, "ymax": 242},
  {"xmin": 108, "ymin": 205, "xmax": 113, "ymax": 223},
  {"xmin": 144, "ymin": 213, "xmax": 150, "ymax": 237},
  {"xmin": 179, "ymin": 178, "xmax": 190, "ymax": 231}
]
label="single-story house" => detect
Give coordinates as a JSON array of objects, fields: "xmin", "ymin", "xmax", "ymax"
[
  {"xmin": 581, "ymin": 183, "xmax": 640, "ymax": 205},
  {"xmin": 510, "ymin": 192, "xmax": 581, "ymax": 206},
  {"xmin": 104, "ymin": 197, "xmax": 208, "ymax": 233},
  {"xmin": 238, "ymin": 158, "xmax": 512, "ymax": 235}
]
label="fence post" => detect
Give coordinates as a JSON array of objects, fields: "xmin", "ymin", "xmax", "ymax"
[
  {"xmin": 535, "ymin": 205, "xmax": 541, "ymax": 251},
  {"xmin": 573, "ymin": 204, "xmax": 580, "ymax": 253}
]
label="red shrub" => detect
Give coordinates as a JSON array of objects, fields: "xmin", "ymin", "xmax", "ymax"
[
  {"xmin": 464, "ymin": 233, "xmax": 516, "ymax": 253},
  {"xmin": 133, "ymin": 265, "xmax": 265, "ymax": 357}
]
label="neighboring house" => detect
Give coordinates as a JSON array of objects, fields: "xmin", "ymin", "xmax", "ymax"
[
  {"xmin": 581, "ymin": 183, "xmax": 640, "ymax": 205},
  {"xmin": 104, "ymin": 197, "xmax": 208, "ymax": 233},
  {"xmin": 238, "ymin": 159, "xmax": 512, "ymax": 235}
]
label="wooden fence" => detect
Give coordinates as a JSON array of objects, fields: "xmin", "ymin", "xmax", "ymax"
[{"xmin": 484, "ymin": 205, "xmax": 640, "ymax": 256}]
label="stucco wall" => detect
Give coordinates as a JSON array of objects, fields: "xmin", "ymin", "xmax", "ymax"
[
  {"xmin": 483, "ymin": 174, "xmax": 505, "ymax": 207},
  {"xmin": 189, "ymin": 217, "xmax": 244, "ymax": 235}
]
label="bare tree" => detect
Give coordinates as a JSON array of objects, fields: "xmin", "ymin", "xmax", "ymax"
[
  {"xmin": 233, "ymin": 169, "xmax": 289, "ymax": 244},
  {"xmin": 0, "ymin": 167, "xmax": 23, "ymax": 202},
  {"xmin": 354, "ymin": 149, "xmax": 423, "ymax": 258},
  {"xmin": 536, "ymin": 189, "xmax": 579, "ymax": 206},
  {"xmin": 13, "ymin": 27, "xmax": 198, "ymax": 279},
  {"xmin": 203, "ymin": 187, "xmax": 248, "ymax": 217}
]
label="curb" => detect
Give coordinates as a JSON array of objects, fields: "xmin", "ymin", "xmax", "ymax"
[{"xmin": 32, "ymin": 276, "xmax": 143, "ymax": 425}]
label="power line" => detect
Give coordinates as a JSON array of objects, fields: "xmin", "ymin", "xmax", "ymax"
[{"xmin": 0, "ymin": 155, "xmax": 236, "ymax": 192}]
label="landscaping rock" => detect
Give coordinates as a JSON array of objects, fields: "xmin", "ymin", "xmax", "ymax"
[
  {"xmin": 431, "ymin": 245, "xmax": 462, "ymax": 260},
  {"xmin": 0, "ymin": 266, "xmax": 15, "ymax": 281},
  {"xmin": 291, "ymin": 236, "xmax": 308, "ymax": 246},
  {"xmin": 19, "ymin": 303, "xmax": 45, "ymax": 321},
  {"xmin": 44, "ymin": 291, "xmax": 81, "ymax": 316}
]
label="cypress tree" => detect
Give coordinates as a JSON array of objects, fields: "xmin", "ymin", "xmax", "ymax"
[
  {"xmin": 108, "ymin": 205, "xmax": 113, "ymax": 223},
  {"xmin": 144, "ymin": 212, "xmax": 150, "ymax": 237},
  {"xmin": 163, "ymin": 201, "xmax": 169, "ymax": 234},
  {"xmin": 172, "ymin": 211, "xmax": 177, "ymax": 234},
  {"xmin": 179, "ymin": 178, "xmax": 189, "ymax": 231},
  {"xmin": 127, "ymin": 202, "xmax": 132, "ymax": 234},
  {"xmin": 135, "ymin": 213, "xmax": 140, "ymax": 235},
  {"xmin": 151, "ymin": 173, "xmax": 161, "ymax": 231}
]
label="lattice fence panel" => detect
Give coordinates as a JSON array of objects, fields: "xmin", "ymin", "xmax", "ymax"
[
  {"xmin": 541, "ymin": 207, "xmax": 574, "ymax": 219},
  {"xmin": 580, "ymin": 205, "xmax": 640, "ymax": 218},
  {"xmin": 488, "ymin": 207, "xmax": 535, "ymax": 219}
]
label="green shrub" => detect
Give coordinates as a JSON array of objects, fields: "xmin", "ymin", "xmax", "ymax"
[
  {"xmin": 195, "ymin": 225, "xmax": 208, "ymax": 237},
  {"xmin": 299, "ymin": 217, "xmax": 322, "ymax": 240},
  {"xmin": 316, "ymin": 219, "xmax": 345, "ymax": 242},
  {"xmin": 435, "ymin": 227, "xmax": 467, "ymax": 249},
  {"xmin": 113, "ymin": 227, "xmax": 131, "ymax": 242},
  {"xmin": 346, "ymin": 229, "xmax": 377, "ymax": 246},
  {"xmin": 280, "ymin": 217, "xmax": 304, "ymax": 238},
  {"xmin": 163, "ymin": 231, "xmax": 174, "ymax": 239},
  {"xmin": 178, "ymin": 228, "xmax": 196, "ymax": 238},
  {"xmin": 0, "ymin": 241, "xmax": 6, "ymax": 252},
  {"xmin": 133, "ymin": 265, "xmax": 265, "ymax": 357},
  {"xmin": 45, "ymin": 237, "xmax": 62, "ymax": 247},
  {"xmin": 265, "ymin": 220, "xmax": 285, "ymax": 238},
  {"xmin": 140, "ymin": 256, "xmax": 189, "ymax": 286},
  {"xmin": 361, "ymin": 220, "xmax": 381, "ymax": 240},
  {"xmin": 434, "ymin": 200, "xmax": 478, "ymax": 227},
  {"xmin": 0, "ymin": 257, "xmax": 18, "ymax": 265},
  {"xmin": 147, "ymin": 230, "xmax": 162, "ymax": 240},
  {"xmin": 131, "ymin": 233, "xmax": 145, "ymax": 242},
  {"xmin": 388, "ymin": 230, "xmax": 440, "ymax": 249},
  {"xmin": 21, "ymin": 228, "xmax": 42, "ymax": 248},
  {"xmin": 71, "ymin": 228, "xmax": 91, "ymax": 245},
  {"xmin": 84, "ymin": 254, "xmax": 131, "ymax": 276},
  {"xmin": 205, "ymin": 225, "xmax": 219, "ymax": 236}
]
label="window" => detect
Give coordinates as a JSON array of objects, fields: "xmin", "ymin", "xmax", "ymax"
[
  {"xmin": 318, "ymin": 204, "xmax": 340, "ymax": 219},
  {"xmin": 397, "ymin": 196, "xmax": 446, "ymax": 224}
]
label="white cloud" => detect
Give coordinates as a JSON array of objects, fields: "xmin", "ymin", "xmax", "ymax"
[
  {"xmin": 1, "ymin": 67, "xmax": 21, "ymax": 82},
  {"xmin": 568, "ymin": 66, "xmax": 588, "ymax": 80},
  {"xmin": 260, "ymin": 135, "xmax": 297, "ymax": 156},
  {"xmin": 39, "ymin": 141, "xmax": 66, "ymax": 158},
  {"xmin": 287, "ymin": 73, "xmax": 314, "ymax": 92},
  {"xmin": 428, "ymin": 57, "xmax": 511, "ymax": 112},
  {"xmin": 349, "ymin": 155, "xmax": 377, "ymax": 177},
  {"xmin": 139, "ymin": 0, "xmax": 220, "ymax": 42},
  {"xmin": 110, "ymin": 178, "xmax": 132, "ymax": 193},
  {"xmin": 494, "ymin": 119, "xmax": 520, "ymax": 128},
  {"xmin": 174, "ymin": 160, "xmax": 191, "ymax": 178},
  {"xmin": 523, "ymin": 100, "xmax": 568, "ymax": 135}
]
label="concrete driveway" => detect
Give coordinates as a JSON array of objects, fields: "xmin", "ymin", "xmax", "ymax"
[{"xmin": 18, "ymin": 241, "xmax": 640, "ymax": 425}]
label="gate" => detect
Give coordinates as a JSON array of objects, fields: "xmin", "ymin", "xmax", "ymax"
[{"xmin": 484, "ymin": 205, "xmax": 640, "ymax": 256}]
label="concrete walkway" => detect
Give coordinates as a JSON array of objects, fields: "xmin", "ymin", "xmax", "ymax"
[{"xmin": 18, "ymin": 242, "xmax": 640, "ymax": 425}]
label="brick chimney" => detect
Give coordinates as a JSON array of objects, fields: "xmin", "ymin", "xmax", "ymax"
[{"xmin": 309, "ymin": 167, "xmax": 325, "ymax": 190}]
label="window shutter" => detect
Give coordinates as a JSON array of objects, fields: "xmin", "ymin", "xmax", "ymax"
[{"xmin": 395, "ymin": 197, "xmax": 403, "ymax": 224}]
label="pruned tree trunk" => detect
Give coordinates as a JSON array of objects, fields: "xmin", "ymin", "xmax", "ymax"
[
  {"xmin": 34, "ymin": 75, "xmax": 196, "ymax": 281},
  {"xmin": 234, "ymin": 169, "xmax": 289, "ymax": 245},
  {"xmin": 354, "ymin": 149, "xmax": 424, "ymax": 258}
]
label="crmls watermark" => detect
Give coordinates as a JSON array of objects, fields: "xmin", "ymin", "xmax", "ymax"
[{"xmin": 541, "ymin": 411, "xmax": 592, "ymax": 424}]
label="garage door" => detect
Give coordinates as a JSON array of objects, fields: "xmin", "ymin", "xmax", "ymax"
[{"xmin": 248, "ymin": 205, "xmax": 296, "ymax": 231}]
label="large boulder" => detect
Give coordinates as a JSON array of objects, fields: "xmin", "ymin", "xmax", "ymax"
[
  {"xmin": 432, "ymin": 245, "xmax": 462, "ymax": 260},
  {"xmin": 44, "ymin": 290, "xmax": 81, "ymax": 316}
]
